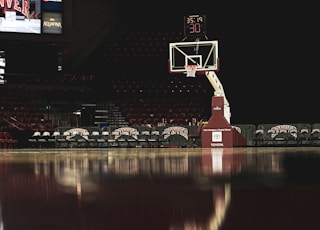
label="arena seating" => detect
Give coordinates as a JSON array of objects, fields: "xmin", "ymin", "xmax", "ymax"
[
  {"xmin": 2, "ymin": 74, "xmax": 320, "ymax": 148},
  {"xmin": 111, "ymin": 76, "xmax": 212, "ymax": 127},
  {"xmin": 1, "ymin": 86, "xmax": 56, "ymax": 131},
  {"xmin": 20, "ymin": 122, "xmax": 320, "ymax": 148},
  {"xmin": 252, "ymin": 123, "xmax": 317, "ymax": 147}
]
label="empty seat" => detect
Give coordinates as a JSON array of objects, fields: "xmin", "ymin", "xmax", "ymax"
[
  {"xmin": 28, "ymin": 131, "xmax": 42, "ymax": 147},
  {"xmin": 97, "ymin": 131, "xmax": 110, "ymax": 147},
  {"xmin": 253, "ymin": 129, "xmax": 264, "ymax": 146},
  {"xmin": 46, "ymin": 131, "xmax": 59, "ymax": 147},
  {"xmin": 87, "ymin": 131, "xmax": 100, "ymax": 147},
  {"xmin": 148, "ymin": 130, "xmax": 160, "ymax": 147},
  {"xmin": 107, "ymin": 131, "xmax": 119, "ymax": 147},
  {"xmin": 310, "ymin": 126, "xmax": 320, "ymax": 145},
  {"xmin": 273, "ymin": 129, "xmax": 293, "ymax": 146},
  {"xmin": 137, "ymin": 130, "xmax": 150, "ymax": 147},
  {"xmin": 55, "ymin": 131, "xmax": 68, "ymax": 148},
  {"xmin": 37, "ymin": 131, "xmax": 51, "ymax": 148},
  {"xmin": 117, "ymin": 131, "xmax": 130, "ymax": 148},
  {"xmin": 298, "ymin": 128, "xmax": 311, "ymax": 145},
  {"xmin": 127, "ymin": 130, "xmax": 139, "ymax": 148}
]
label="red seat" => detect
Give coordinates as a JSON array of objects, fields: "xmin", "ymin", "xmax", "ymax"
[
  {"xmin": 0, "ymin": 132, "xmax": 18, "ymax": 149},
  {"xmin": 0, "ymin": 132, "xmax": 6, "ymax": 149}
]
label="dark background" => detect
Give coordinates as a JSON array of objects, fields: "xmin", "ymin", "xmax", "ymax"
[
  {"xmin": 103, "ymin": 1, "xmax": 320, "ymax": 125},
  {"xmin": 1, "ymin": 0, "xmax": 319, "ymax": 125}
]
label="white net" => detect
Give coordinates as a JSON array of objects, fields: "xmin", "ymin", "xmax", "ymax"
[{"xmin": 185, "ymin": 65, "xmax": 197, "ymax": 77}]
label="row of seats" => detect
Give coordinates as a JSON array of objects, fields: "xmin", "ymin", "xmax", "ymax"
[
  {"xmin": 26, "ymin": 122, "xmax": 320, "ymax": 148},
  {"xmin": 27, "ymin": 126, "xmax": 196, "ymax": 148},
  {"xmin": 110, "ymin": 76, "xmax": 213, "ymax": 127},
  {"xmin": 251, "ymin": 123, "xmax": 320, "ymax": 146}
]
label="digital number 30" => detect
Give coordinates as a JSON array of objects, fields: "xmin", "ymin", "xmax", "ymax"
[{"xmin": 188, "ymin": 23, "xmax": 202, "ymax": 34}]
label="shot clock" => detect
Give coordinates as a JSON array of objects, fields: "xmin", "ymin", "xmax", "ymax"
[{"xmin": 184, "ymin": 14, "xmax": 207, "ymax": 38}]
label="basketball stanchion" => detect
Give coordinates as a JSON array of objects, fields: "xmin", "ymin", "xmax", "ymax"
[{"xmin": 169, "ymin": 38, "xmax": 247, "ymax": 147}]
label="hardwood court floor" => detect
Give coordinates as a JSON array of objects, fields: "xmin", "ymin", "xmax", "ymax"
[{"xmin": 0, "ymin": 146, "xmax": 320, "ymax": 230}]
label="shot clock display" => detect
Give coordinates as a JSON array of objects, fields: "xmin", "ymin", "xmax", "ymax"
[{"xmin": 184, "ymin": 14, "xmax": 206, "ymax": 38}]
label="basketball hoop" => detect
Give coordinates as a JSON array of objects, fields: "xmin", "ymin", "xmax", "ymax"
[{"xmin": 185, "ymin": 65, "xmax": 197, "ymax": 77}]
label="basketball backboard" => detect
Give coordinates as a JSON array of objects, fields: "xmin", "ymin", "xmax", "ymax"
[{"xmin": 169, "ymin": 40, "xmax": 218, "ymax": 74}]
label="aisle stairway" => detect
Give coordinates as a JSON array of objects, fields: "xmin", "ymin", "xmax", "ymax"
[{"xmin": 93, "ymin": 102, "xmax": 129, "ymax": 127}]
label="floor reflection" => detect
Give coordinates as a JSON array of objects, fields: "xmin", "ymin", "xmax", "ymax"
[{"xmin": 0, "ymin": 147, "xmax": 320, "ymax": 229}]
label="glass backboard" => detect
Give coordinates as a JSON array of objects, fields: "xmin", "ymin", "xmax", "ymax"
[{"xmin": 169, "ymin": 40, "xmax": 218, "ymax": 74}]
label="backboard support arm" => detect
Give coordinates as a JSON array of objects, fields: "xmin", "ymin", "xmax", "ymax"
[{"xmin": 205, "ymin": 71, "xmax": 231, "ymax": 123}]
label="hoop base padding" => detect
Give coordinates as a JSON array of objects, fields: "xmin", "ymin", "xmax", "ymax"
[{"xmin": 201, "ymin": 96, "xmax": 247, "ymax": 148}]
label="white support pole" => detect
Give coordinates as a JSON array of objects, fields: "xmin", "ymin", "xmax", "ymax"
[{"xmin": 205, "ymin": 71, "xmax": 231, "ymax": 124}]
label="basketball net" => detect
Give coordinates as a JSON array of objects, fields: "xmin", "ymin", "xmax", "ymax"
[{"xmin": 185, "ymin": 65, "xmax": 197, "ymax": 77}]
